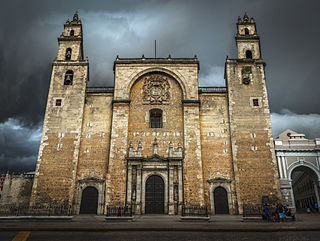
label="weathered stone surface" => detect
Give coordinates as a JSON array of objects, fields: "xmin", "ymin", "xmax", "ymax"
[
  {"xmin": 1, "ymin": 173, "xmax": 34, "ymax": 206},
  {"xmin": 27, "ymin": 13, "xmax": 282, "ymax": 216},
  {"xmin": 199, "ymin": 93, "xmax": 236, "ymax": 210},
  {"xmin": 30, "ymin": 16, "xmax": 88, "ymax": 207},
  {"xmin": 225, "ymin": 60, "xmax": 281, "ymax": 211}
]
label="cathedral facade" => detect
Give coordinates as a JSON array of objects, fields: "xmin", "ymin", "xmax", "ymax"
[{"xmin": 30, "ymin": 13, "xmax": 281, "ymax": 215}]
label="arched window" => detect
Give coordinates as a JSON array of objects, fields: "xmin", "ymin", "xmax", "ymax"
[
  {"xmin": 70, "ymin": 30, "xmax": 74, "ymax": 36},
  {"xmin": 244, "ymin": 28, "xmax": 249, "ymax": 35},
  {"xmin": 150, "ymin": 109, "xmax": 162, "ymax": 128},
  {"xmin": 65, "ymin": 48, "xmax": 72, "ymax": 60},
  {"xmin": 246, "ymin": 50, "xmax": 253, "ymax": 59},
  {"xmin": 64, "ymin": 70, "xmax": 73, "ymax": 85}
]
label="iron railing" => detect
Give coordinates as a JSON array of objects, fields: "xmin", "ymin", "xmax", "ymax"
[
  {"xmin": 199, "ymin": 87, "xmax": 227, "ymax": 93},
  {"xmin": 86, "ymin": 87, "xmax": 114, "ymax": 93},
  {"xmin": 106, "ymin": 206, "xmax": 132, "ymax": 217},
  {"xmin": 181, "ymin": 205, "xmax": 208, "ymax": 217},
  {"xmin": 0, "ymin": 205, "xmax": 71, "ymax": 216}
]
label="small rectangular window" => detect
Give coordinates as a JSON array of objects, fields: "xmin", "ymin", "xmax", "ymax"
[
  {"xmin": 150, "ymin": 109, "xmax": 163, "ymax": 128},
  {"xmin": 151, "ymin": 116, "xmax": 162, "ymax": 128},
  {"xmin": 253, "ymin": 99, "xmax": 259, "ymax": 107},
  {"xmin": 56, "ymin": 99, "xmax": 62, "ymax": 106}
]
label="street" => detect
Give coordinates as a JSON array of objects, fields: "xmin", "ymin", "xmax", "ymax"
[{"xmin": 2, "ymin": 230, "xmax": 320, "ymax": 241}]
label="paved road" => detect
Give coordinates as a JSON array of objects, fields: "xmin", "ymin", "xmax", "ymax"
[
  {"xmin": 1, "ymin": 214, "xmax": 320, "ymax": 240},
  {"xmin": 3, "ymin": 231, "xmax": 320, "ymax": 241}
]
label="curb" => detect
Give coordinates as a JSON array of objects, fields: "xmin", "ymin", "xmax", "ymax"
[
  {"xmin": 0, "ymin": 216, "xmax": 73, "ymax": 221},
  {"xmin": 0, "ymin": 227, "xmax": 320, "ymax": 232}
]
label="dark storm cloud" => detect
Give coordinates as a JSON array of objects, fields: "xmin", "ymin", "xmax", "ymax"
[
  {"xmin": 0, "ymin": 119, "xmax": 40, "ymax": 173},
  {"xmin": 0, "ymin": 0, "xmax": 320, "ymax": 172},
  {"xmin": 271, "ymin": 111, "xmax": 320, "ymax": 139}
]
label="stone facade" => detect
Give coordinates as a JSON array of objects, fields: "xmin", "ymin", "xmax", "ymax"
[
  {"xmin": 0, "ymin": 173, "xmax": 34, "ymax": 206},
  {"xmin": 30, "ymin": 13, "xmax": 281, "ymax": 215},
  {"xmin": 275, "ymin": 129, "xmax": 320, "ymax": 210}
]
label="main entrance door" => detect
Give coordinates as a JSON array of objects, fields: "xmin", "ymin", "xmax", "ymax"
[
  {"xmin": 214, "ymin": 186, "xmax": 229, "ymax": 214},
  {"xmin": 80, "ymin": 187, "xmax": 98, "ymax": 214},
  {"xmin": 145, "ymin": 175, "xmax": 164, "ymax": 214}
]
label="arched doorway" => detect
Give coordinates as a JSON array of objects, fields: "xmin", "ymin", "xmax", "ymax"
[
  {"xmin": 214, "ymin": 186, "xmax": 229, "ymax": 214},
  {"xmin": 145, "ymin": 175, "xmax": 164, "ymax": 214},
  {"xmin": 291, "ymin": 166, "xmax": 320, "ymax": 212},
  {"xmin": 79, "ymin": 186, "xmax": 98, "ymax": 214}
]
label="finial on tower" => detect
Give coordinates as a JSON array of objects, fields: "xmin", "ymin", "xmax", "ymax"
[
  {"xmin": 73, "ymin": 11, "xmax": 79, "ymax": 21},
  {"xmin": 243, "ymin": 12, "xmax": 249, "ymax": 22}
]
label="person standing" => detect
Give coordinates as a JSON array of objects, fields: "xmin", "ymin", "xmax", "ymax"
[{"xmin": 264, "ymin": 204, "xmax": 270, "ymax": 222}]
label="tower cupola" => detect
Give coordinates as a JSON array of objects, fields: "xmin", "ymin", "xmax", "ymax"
[
  {"xmin": 56, "ymin": 12, "xmax": 84, "ymax": 61},
  {"xmin": 235, "ymin": 13, "xmax": 261, "ymax": 60}
]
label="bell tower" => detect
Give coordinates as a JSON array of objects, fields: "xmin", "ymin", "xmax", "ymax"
[
  {"xmin": 57, "ymin": 12, "xmax": 84, "ymax": 62},
  {"xmin": 225, "ymin": 14, "xmax": 281, "ymax": 213},
  {"xmin": 30, "ymin": 12, "xmax": 89, "ymax": 209},
  {"xmin": 236, "ymin": 13, "xmax": 261, "ymax": 60}
]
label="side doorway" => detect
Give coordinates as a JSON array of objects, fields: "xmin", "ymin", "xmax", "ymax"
[
  {"xmin": 214, "ymin": 186, "xmax": 229, "ymax": 214},
  {"xmin": 79, "ymin": 186, "xmax": 99, "ymax": 214}
]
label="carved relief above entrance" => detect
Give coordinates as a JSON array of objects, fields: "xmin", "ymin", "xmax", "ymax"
[{"xmin": 142, "ymin": 74, "xmax": 170, "ymax": 105}]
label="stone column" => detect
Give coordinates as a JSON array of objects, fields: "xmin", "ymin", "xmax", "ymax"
[
  {"xmin": 209, "ymin": 184, "xmax": 214, "ymax": 215},
  {"xmin": 277, "ymin": 156, "xmax": 283, "ymax": 179},
  {"xmin": 314, "ymin": 181, "xmax": 320, "ymax": 211},
  {"xmin": 289, "ymin": 180, "xmax": 296, "ymax": 209},
  {"xmin": 126, "ymin": 164, "xmax": 132, "ymax": 206},
  {"xmin": 169, "ymin": 166, "xmax": 174, "ymax": 214},
  {"xmin": 178, "ymin": 166, "xmax": 183, "ymax": 214},
  {"xmin": 136, "ymin": 165, "xmax": 142, "ymax": 214},
  {"xmin": 281, "ymin": 156, "xmax": 287, "ymax": 179}
]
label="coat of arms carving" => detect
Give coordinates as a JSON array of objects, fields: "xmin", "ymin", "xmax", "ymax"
[{"xmin": 142, "ymin": 74, "xmax": 170, "ymax": 104}]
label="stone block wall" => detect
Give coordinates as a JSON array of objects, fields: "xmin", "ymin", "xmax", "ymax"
[
  {"xmin": 199, "ymin": 93, "xmax": 236, "ymax": 210},
  {"xmin": 1, "ymin": 173, "xmax": 34, "ymax": 206},
  {"xmin": 30, "ymin": 62, "xmax": 88, "ymax": 206},
  {"xmin": 77, "ymin": 93, "xmax": 113, "ymax": 179},
  {"xmin": 105, "ymin": 102, "xmax": 130, "ymax": 206},
  {"xmin": 128, "ymin": 72, "xmax": 184, "ymax": 157},
  {"xmin": 226, "ymin": 60, "xmax": 281, "ymax": 212}
]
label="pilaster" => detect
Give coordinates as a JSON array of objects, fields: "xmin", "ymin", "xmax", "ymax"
[
  {"xmin": 105, "ymin": 101, "xmax": 130, "ymax": 207},
  {"xmin": 182, "ymin": 101, "xmax": 204, "ymax": 205}
]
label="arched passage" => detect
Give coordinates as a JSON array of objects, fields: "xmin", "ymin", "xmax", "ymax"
[
  {"xmin": 145, "ymin": 175, "xmax": 164, "ymax": 214},
  {"xmin": 214, "ymin": 186, "xmax": 229, "ymax": 214},
  {"xmin": 291, "ymin": 166, "xmax": 320, "ymax": 212},
  {"xmin": 79, "ymin": 186, "xmax": 98, "ymax": 214}
]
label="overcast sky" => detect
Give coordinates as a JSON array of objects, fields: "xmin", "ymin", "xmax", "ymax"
[{"xmin": 0, "ymin": 0, "xmax": 320, "ymax": 173}]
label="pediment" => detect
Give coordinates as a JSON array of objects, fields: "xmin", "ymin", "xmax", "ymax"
[
  {"xmin": 147, "ymin": 154, "xmax": 166, "ymax": 162},
  {"xmin": 207, "ymin": 177, "xmax": 231, "ymax": 184},
  {"xmin": 79, "ymin": 177, "xmax": 105, "ymax": 184}
]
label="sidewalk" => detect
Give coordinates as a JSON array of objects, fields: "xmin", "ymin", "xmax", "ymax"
[{"xmin": 0, "ymin": 213, "xmax": 319, "ymax": 232}]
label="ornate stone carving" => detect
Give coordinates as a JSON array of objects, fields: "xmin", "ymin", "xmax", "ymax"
[{"xmin": 142, "ymin": 74, "xmax": 170, "ymax": 105}]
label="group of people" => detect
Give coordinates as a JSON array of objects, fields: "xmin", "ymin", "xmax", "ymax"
[{"xmin": 262, "ymin": 203, "xmax": 295, "ymax": 222}]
